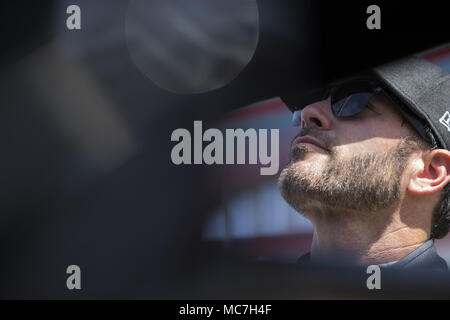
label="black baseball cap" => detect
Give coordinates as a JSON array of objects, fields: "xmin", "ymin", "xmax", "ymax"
[
  {"xmin": 281, "ymin": 48, "xmax": 450, "ymax": 150},
  {"xmin": 372, "ymin": 55, "xmax": 450, "ymax": 150}
]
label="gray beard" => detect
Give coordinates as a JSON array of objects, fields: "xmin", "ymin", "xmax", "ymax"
[{"xmin": 278, "ymin": 138, "xmax": 418, "ymax": 215}]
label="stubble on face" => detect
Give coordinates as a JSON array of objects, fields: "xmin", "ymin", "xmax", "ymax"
[{"xmin": 278, "ymin": 129, "xmax": 420, "ymax": 217}]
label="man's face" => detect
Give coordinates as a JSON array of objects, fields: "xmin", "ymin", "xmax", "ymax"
[{"xmin": 279, "ymin": 93, "xmax": 422, "ymax": 216}]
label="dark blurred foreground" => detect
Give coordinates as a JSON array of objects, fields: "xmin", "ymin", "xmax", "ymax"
[{"xmin": 172, "ymin": 259, "xmax": 450, "ymax": 299}]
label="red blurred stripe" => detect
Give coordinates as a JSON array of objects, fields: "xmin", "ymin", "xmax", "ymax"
[
  {"xmin": 423, "ymin": 45, "xmax": 450, "ymax": 61},
  {"xmin": 219, "ymin": 100, "xmax": 287, "ymax": 124}
]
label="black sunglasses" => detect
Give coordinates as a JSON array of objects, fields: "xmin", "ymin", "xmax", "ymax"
[{"xmin": 291, "ymin": 79, "xmax": 434, "ymax": 145}]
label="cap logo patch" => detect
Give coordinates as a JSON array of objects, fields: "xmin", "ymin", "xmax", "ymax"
[{"xmin": 440, "ymin": 111, "xmax": 450, "ymax": 132}]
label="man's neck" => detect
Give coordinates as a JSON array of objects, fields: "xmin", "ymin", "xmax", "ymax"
[{"xmin": 308, "ymin": 204, "xmax": 430, "ymax": 266}]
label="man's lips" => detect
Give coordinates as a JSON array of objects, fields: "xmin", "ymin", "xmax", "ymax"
[{"xmin": 293, "ymin": 136, "xmax": 329, "ymax": 153}]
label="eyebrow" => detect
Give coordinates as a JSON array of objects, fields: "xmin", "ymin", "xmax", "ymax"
[{"xmin": 366, "ymin": 101, "xmax": 381, "ymax": 115}]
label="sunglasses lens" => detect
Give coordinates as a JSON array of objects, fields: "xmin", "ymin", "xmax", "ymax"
[
  {"xmin": 331, "ymin": 92, "xmax": 374, "ymax": 117},
  {"xmin": 292, "ymin": 92, "xmax": 374, "ymax": 126},
  {"xmin": 292, "ymin": 110, "xmax": 302, "ymax": 126}
]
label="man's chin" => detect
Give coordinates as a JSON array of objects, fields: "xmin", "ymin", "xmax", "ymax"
[
  {"xmin": 289, "ymin": 150, "xmax": 332, "ymax": 168},
  {"xmin": 288, "ymin": 145, "xmax": 308, "ymax": 163},
  {"xmin": 278, "ymin": 166, "xmax": 309, "ymax": 213}
]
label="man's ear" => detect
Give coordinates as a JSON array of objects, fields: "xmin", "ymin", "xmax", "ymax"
[{"xmin": 408, "ymin": 149, "xmax": 450, "ymax": 195}]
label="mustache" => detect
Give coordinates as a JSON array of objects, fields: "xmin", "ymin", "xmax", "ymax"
[{"xmin": 291, "ymin": 127, "xmax": 337, "ymax": 151}]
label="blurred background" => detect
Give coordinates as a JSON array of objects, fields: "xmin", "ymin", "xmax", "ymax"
[{"xmin": 0, "ymin": 0, "xmax": 449, "ymax": 298}]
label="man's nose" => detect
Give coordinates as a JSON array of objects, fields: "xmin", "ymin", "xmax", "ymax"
[{"xmin": 300, "ymin": 99, "xmax": 332, "ymax": 130}]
